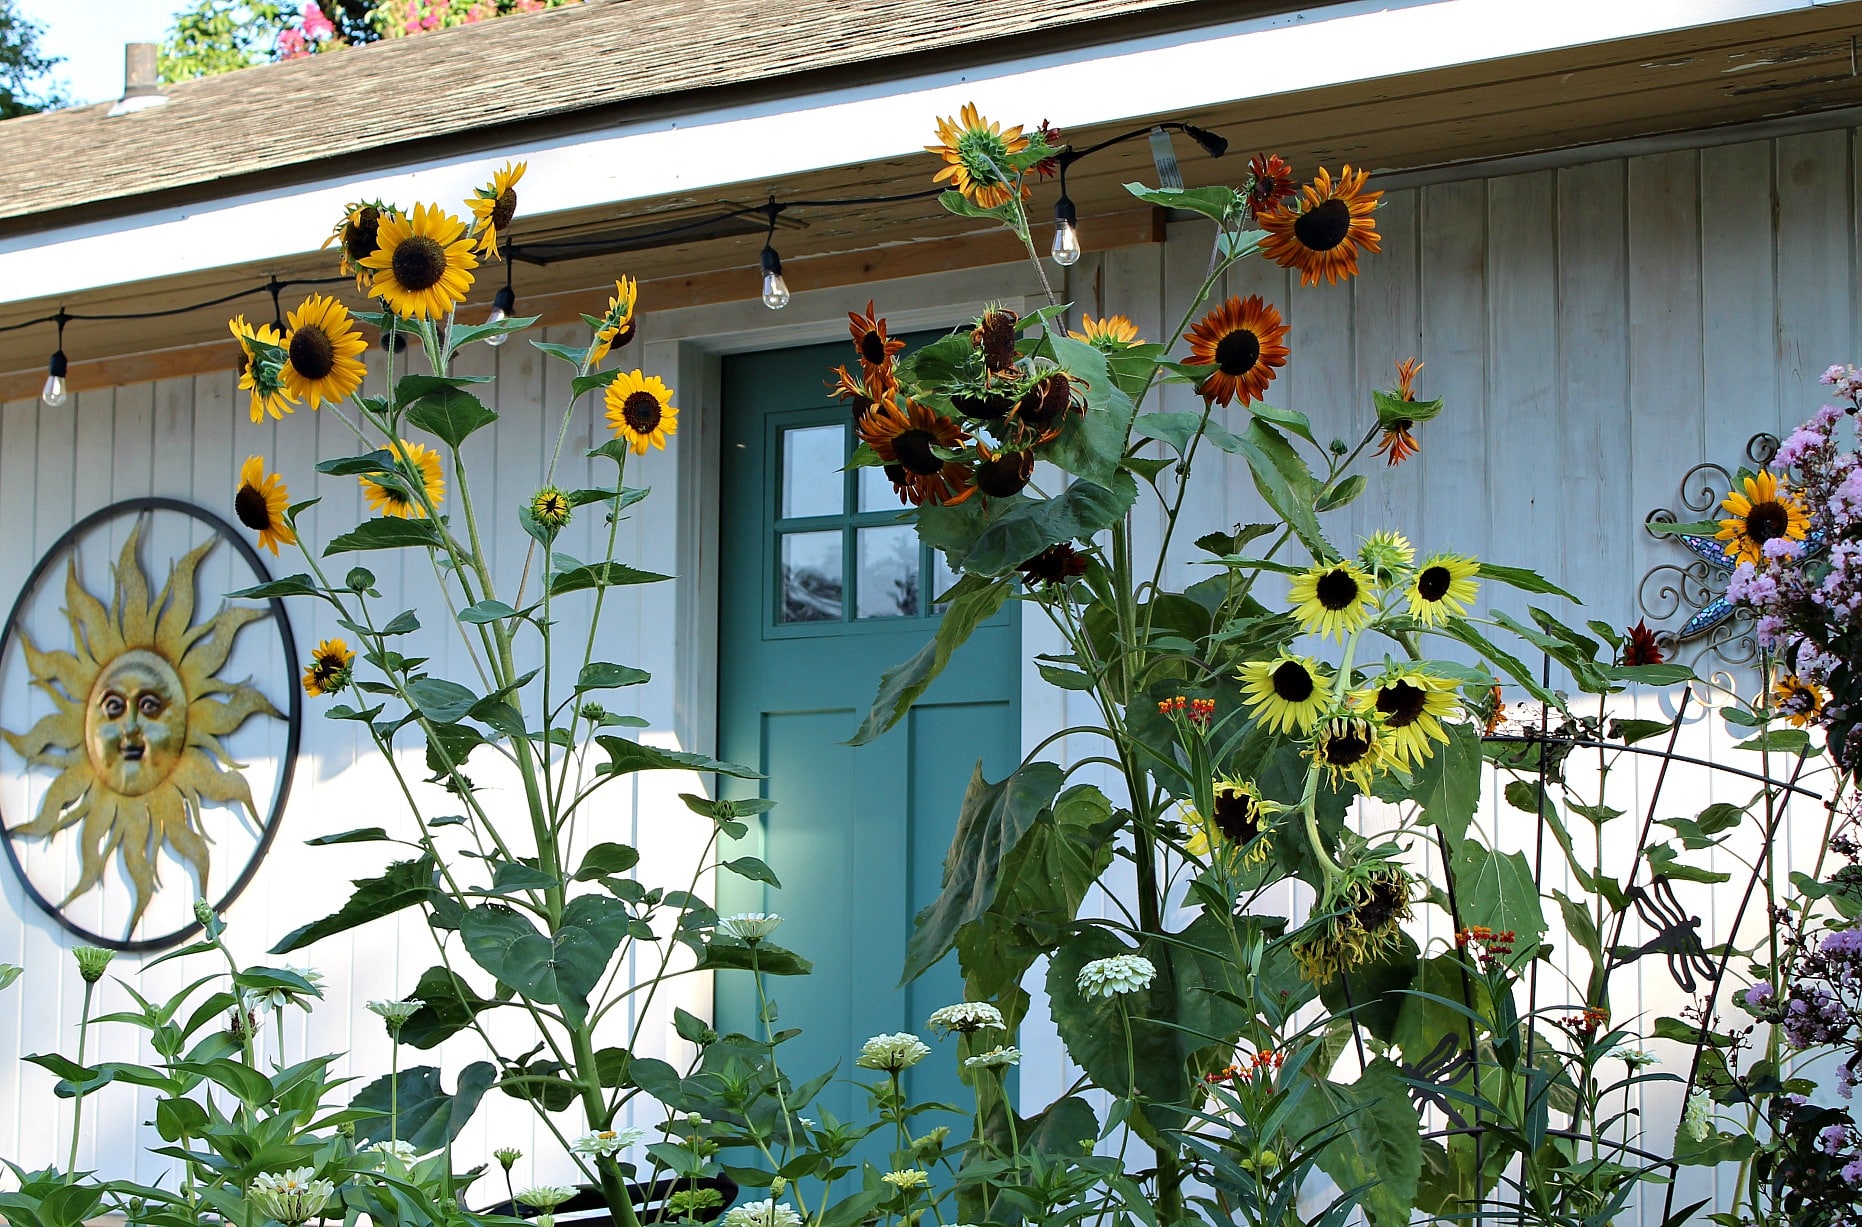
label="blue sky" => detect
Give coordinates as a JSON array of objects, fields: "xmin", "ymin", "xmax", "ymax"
[{"xmin": 18, "ymin": 0, "xmax": 195, "ymax": 106}]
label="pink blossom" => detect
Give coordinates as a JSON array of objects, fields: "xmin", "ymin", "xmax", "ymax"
[
  {"xmin": 301, "ymin": 3, "xmax": 335, "ymax": 38},
  {"xmin": 277, "ymin": 27, "xmax": 310, "ymax": 58}
]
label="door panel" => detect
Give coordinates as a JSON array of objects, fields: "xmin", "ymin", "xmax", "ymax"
[{"xmin": 716, "ymin": 338, "xmax": 1019, "ymax": 1124}]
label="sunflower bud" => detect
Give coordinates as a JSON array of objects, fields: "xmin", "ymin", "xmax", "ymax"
[
  {"xmin": 72, "ymin": 945, "xmax": 114, "ymax": 983},
  {"xmin": 531, "ymin": 486, "xmax": 573, "ymax": 531}
]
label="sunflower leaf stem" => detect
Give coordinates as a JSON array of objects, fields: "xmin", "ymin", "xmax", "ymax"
[
  {"xmin": 1141, "ymin": 399, "xmax": 1215, "ymax": 643},
  {"xmin": 559, "ymin": 467, "xmax": 631, "ymax": 823}
]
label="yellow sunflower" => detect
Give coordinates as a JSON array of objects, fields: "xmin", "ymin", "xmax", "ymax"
[
  {"xmin": 323, "ymin": 202, "xmax": 396, "ymax": 290},
  {"xmin": 280, "ymin": 294, "xmax": 368, "ymax": 409},
  {"xmin": 857, "ymin": 399, "xmax": 973, "ymax": 506},
  {"xmin": 604, "ymin": 370, "xmax": 678, "ymax": 455},
  {"xmin": 1288, "ymin": 560, "xmax": 1378, "ymax": 640},
  {"xmin": 1310, "ymin": 714, "xmax": 1390, "ymax": 793},
  {"xmin": 303, "ymin": 638, "xmax": 355, "ymax": 698},
  {"xmin": 1184, "ymin": 780, "xmax": 1277, "ymax": 864},
  {"xmin": 1772, "ymin": 673, "xmax": 1826, "ymax": 727},
  {"xmin": 467, "ymin": 160, "xmax": 526, "ymax": 259},
  {"xmin": 1351, "ymin": 665, "xmax": 1459, "ymax": 769},
  {"xmin": 1183, "ymin": 295, "xmax": 1289, "ymax": 407},
  {"xmin": 1717, "ymin": 470, "xmax": 1810, "ymax": 566},
  {"xmin": 360, "ymin": 439, "xmax": 445, "ymax": 519},
  {"xmin": 229, "ymin": 315, "xmax": 298, "ymax": 424},
  {"xmin": 1238, "ymin": 654, "xmax": 1331, "ymax": 735},
  {"xmin": 233, "ymin": 455, "xmax": 295, "ymax": 556},
  {"xmin": 589, "ymin": 277, "xmax": 638, "ymax": 365},
  {"xmin": 927, "ymin": 103, "xmax": 1031, "ymax": 210},
  {"xmin": 359, "ymin": 202, "xmax": 479, "ymax": 320},
  {"xmin": 1407, "ymin": 554, "xmax": 1480, "ymax": 626},
  {"xmin": 1258, "ymin": 165, "xmax": 1383, "ymax": 285},
  {"xmin": 1068, "ymin": 314, "xmax": 1142, "ymax": 351},
  {"xmin": 1357, "ymin": 530, "xmax": 1415, "ymax": 583}
]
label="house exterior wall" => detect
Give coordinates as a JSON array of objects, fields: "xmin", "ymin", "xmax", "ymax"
[{"xmin": 0, "ymin": 119, "xmax": 1853, "ymax": 1196}]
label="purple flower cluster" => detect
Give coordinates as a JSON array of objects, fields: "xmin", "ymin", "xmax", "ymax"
[{"xmin": 1785, "ymin": 983, "xmax": 1851, "ymax": 1050}]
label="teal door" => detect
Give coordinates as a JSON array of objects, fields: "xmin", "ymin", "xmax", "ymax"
[{"xmin": 716, "ymin": 338, "xmax": 1019, "ymax": 1124}]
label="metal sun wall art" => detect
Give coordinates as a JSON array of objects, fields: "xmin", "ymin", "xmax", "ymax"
[{"xmin": 0, "ymin": 501, "xmax": 300, "ymax": 950}]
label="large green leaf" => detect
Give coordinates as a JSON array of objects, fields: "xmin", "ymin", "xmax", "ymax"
[
  {"xmin": 1410, "ymin": 722, "xmax": 1483, "ymax": 845},
  {"xmin": 398, "ymin": 966, "xmax": 498, "ymax": 1050},
  {"xmin": 848, "ymin": 574, "xmax": 1012, "ymax": 746},
  {"xmin": 1044, "ymin": 336, "xmax": 1137, "ymax": 485},
  {"xmin": 962, "ymin": 473, "xmax": 1138, "ymax": 577},
  {"xmin": 549, "ymin": 561, "xmax": 672, "ymax": 596},
  {"xmin": 1044, "ymin": 928, "xmax": 1182, "ymax": 1105},
  {"xmin": 351, "ymin": 1062, "xmax": 495, "ymax": 1151},
  {"xmin": 901, "ymin": 760, "xmax": 1066, "ymax": 981},
  {"xmin": 1122, "ymin": 182, "xmax": 1243, "ymax": 222},
  {"xmin": 595, "ymin": 737, "xmax": 762, "ymax": 779},
  {"xmin": 1448, "ymin": 844, "xmax": 1546, "ymax": 945},
  {"xmin": 1230, "ymin": 421, "xmax": 1330, "ymax": 558},
  {"xmin": 323, "ymin": 518, "xmax": 444, "ymax": 556},
  {"xmin": 406, "ymin": 387, "xmax": 496, "ymax": 449},
  {"xmin": 271, "ymin": 855, "xmax": 438, "ymax": 953},
  {"xmin": 1285, "ymin": 1060, "xmax": 1423, "ymax": 1227},
  {"xmin": 459, "ymin": 903, "xmax": 619, "ymax": 1026},
  {"xmin": 405, "ymin": 677, "xmax": 479, "ymax": 725}
]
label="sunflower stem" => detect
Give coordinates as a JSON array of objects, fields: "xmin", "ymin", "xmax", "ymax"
[{"xmin": 65, "ymin": 977, "xmax": 95, "ymax": 1179}]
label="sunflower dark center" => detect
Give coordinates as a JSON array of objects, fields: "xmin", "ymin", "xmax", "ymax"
[
  {"xmin": 891, "ymin": 429, "xmax": 943, "ymax": 475},
  {"xmin": 1376, "ymin": 680, "xmax": 1428, "ymax": 728},
  {"xmin": 622, "ymin": 391, "xmax": 663, "ymax": 435},
  {"xmin": 1293, "ymin": 198, "xmax": 1352, "ymax": 252},
  {"xmin": 1416, "ymin": 565, "xmax": 1452, "ymax": 602},
  {"xmin": 976, "ymin": 450, "xmax": 1032, "ymax": 498},
  {"xmin": 883, "ymin": 463, "xmax": 909, "ymax": 484},
  {"xmin": 1353, "ymin": 878, "xmax": 1405, "ymax": 931},
  {"xmin": 1271, "ymin": 660, "xmax": 1315, "ymax": 702},
  {"xmin": 344, "ymin": 209, "xmax": 380, "ymax": 262},
  {"xmin": 860, "ymin": 329, "xmax": 888, "ymax": 366},
  {"xmin": 1214, "ymin": 327, "xmax": 1262, "ymax": 376},
  {"xmin": 1322, "ymin": 723, "xmax": 1372, "ymax": 766},
  {"xmin": 392, "ymin": 235, "xmax": 448, "ymax": 292},
  {"xmin": 489, "ymin": 188, "xmax": 518, "ymax": 231},
  {"xmin": 288, "ymin": 325, "xmax": 336, "ymax": 380},
  {"xmin": 1211, "ymin": 789, "xmax": 1260, "ymax": 844},
  {"xmin": 1746, "ymin": 500, "xmax": 1789, "ymax": 543},
  {"xmin": 1315, "ymin": 568, "xmax": 1360, "ymax": 610},
  {"xmin": 234, "ymin": 484, "xmax": 272, "ymax": 532}
]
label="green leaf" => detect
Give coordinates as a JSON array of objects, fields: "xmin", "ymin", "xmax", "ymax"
[
  {"xmin": 398, "ymin": 967, "xmax": 498, "ymax": 1049},
  {"xmin": 227, "ymin": 574, "xmax": 323, "ymax": 600},
  {"xmin": 445, "ymin": 315, "xmax": 539, "ymax": 354},
  {"xmin": 1609, "ymin": 662, "xmax": 1696, "ymax": 685},
  {"xmin": 532, "ymin": 339, "xmax": 591, "ymax": 366},
  {"xmin": 324, "ymin": 518, "xmax": 444, "ymax": 556},
  {"xmin": 1044, "ymin": 336, "xmax": 1137, "ymax": 485},
  {"xmin": 1248, "ymin": 401, "xmax": 1319, "ymax": 446},
  {"xmin": 380, "ymin": 609, "xmax": 420, "ymax": 635},
  {"xmin": 595, "ymin": 737, "xmax": 762, "ymax": 779},
  {"xmin": 721, "ymin": 856, "xmax": 782, "ymax": 887},
  {"xmin": 1317, "ymin": 473, "xmax": 1367, "ymax": 512},
  {"xmin": 458, "ymin": 600, "xmax": 519, "ymax": 624},
  {"xmin": 578, "ymin": 662, "xmax": 651, "ymax": 690},
  {"xmin": 572, "ymin": 368, "xmax": 623, "ymax": 399},
  {"xmin": 1647, "ymin": 518, "xmax": 1721, "ymax": 538},
  {"xmin": 1411, "ymin": 722, "xmax": 1482, "ymax": 845},
  {"xmin": 1121, "ymin": 182, "xmax": 1243, "ymax": 222},
  {"xmin": 460, "ymin": 904, "xmax": 613, "ymax": 1026},
  {"xmin": 848, "ymin": 575, "xmax": 1012, "ymax": 746},
  {"xmin": 316, "ymin": 449, "xmax": 397, "ymax": 477},
  {"xmin": 405, "ymin": 677, "xmax": 479, "ymax": 725},
  {"xmin": 351, "ymin": 1062, "xmax": 495, "ymax": 1151},
  {"xmin": 1231, "ymin": 421, "xmax": 1330, "ymax": 558},
  {"xmin": 1286, "ymin": 1061, "xmax": 1423, "ymax": 1227},
  {"xmin": 304, "ymin": 827, "xmax": 392, "ymax": 846},
  {"xmin": 963, "ymin": 473, "xmax": 1138, "ymax": 577},
  {"xmin": 406, "ymin": 387, "xmax": 497, "ymax": 448},
  {"xmin": 1476, "ymin": 561, "xmax": 1576, "ymax": 601},
  {"xmin": 574, "ymin": 842, "xmax": 640, "ymax": 881},
  {"xmin": 694, "ymin": 940, "xmax": 813, "ymax": 976},
  {"xmin": 271, "ymin": 855, "xmax": 438, "ymax": 953},
  {"xmin": 902, "ymin": 760, "xmax": 1066, "ymax": 982},
  {"xmin": 1449, "ymin": 844, "xmax": 1546, "ymax": 944},
  {"xmin": 549, "ymin": 561, "xmax": 672, "ymax": 596}
]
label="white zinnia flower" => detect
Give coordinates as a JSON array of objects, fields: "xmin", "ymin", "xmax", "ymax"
[
  {"xmin": 245, "ymin": 967, "xmax": 326, "ymax": 1013},
  {"xmin": 247, "ymin": 1168, "xmax": 335, "ymax": 1225},
  {"xmin": 881, "ymin": 1169, "xmax": 930, "ymax": 1191},
  {"xmin": 964, "ymin": 1045, "xmax": 1022, "ymax": 1069},
  {"xmin": 1077, "ymin": 954, "xmax": 1156, "ymax": 999},
  {"xmin": 856, "ymin": 1032, "xmax": 931, "ymax": 1071},
  {"xmin": 571, "ymin": 1125, "xmax": 648, "ymax": 1157},
  {"xmin": 717, "ymin": 913, "xmax": 784, "ymax": 942},
  {"xmin": 515, "ymin": 1186, "xmax": 576, "ymax": 1212},
  {"xmin": 720, "ymin": 1199, "xmax": 803, "ymax": 1227},
  {"xmin": 365, "ymin": 1139, "xmax": 418, "ymax": 1164},
  {"xmin": 365, "ymin": 998, "xmax": 424, "ymax": 1038},
  {"xmin": 1683, "ymin": 1090, "xmax": 1713, "ymax": 1141},
  {"xmin": 927, "ymin": 1001, "xmax": 1005, "ymax": 1035},
  {"xmin": 1609, "ymin": 1045, "xmax": 1658, "ymax": 1069}
]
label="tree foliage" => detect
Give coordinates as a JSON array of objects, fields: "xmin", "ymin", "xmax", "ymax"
[{"xmin": 0, "ymin": 0, "xmax": 63, "ymax": 119}]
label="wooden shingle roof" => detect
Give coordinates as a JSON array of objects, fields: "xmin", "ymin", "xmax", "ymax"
[{"xmin": 0, "ymin": 0, "xmax": 1215, "ymax": 226}]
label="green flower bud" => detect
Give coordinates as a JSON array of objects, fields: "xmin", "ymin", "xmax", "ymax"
[{"xmin": 72, "ymin": 945, "xmax": 114, "ymax": 983}]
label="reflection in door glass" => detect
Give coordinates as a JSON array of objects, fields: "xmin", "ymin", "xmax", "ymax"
[
  {"xmin": 857, "ymin": 526, "xmax": 920, "ymax": 619},
  {"xmin": 781, "ymin": 425, "xmax": 846, "ymax": 519},
  {"xmin": 858, "ymin": 463, "xmax": 898, "ymax": 512},
  {"xmin": 780, "ymin": 531, "xmax": 843, "ymax": 622}
]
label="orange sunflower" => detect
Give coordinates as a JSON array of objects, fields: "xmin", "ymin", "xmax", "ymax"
[
  {"xmin": 1377, "ymin": 357, "xmax": 1425, "ymax": 466},
  {"xmin": 857, "ymin": 400, "xmax": 973, "ymax": 506},
  {"xmin": 1183, "ymin": 295, "xmax": 1289, "ymax": 407},
  {"xmin": 1259, "ymin": 165, "xmax": 1382, "ymax": 286},
  {"xmin": 849, "ymin": 301, "xmax": 905, "ymax": 380},
  {"xmin": 1717, "ymin": 470, "xmax": 1809, "ymax": 566},
  {"xmin": 928, "ymin": 104, "xmax": 1031, "ymax": 210}
]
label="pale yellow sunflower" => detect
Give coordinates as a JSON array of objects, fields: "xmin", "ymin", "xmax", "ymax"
[
  {"xmin": 1407, "ymin": 554, "xmax": 1480, "ymax": 626},
  {"xmin": 604, "ymin": 370, "xmax": 678, "ymax": 455},
  {"xmin": 280, "ymin": 295, "xmax": 368, "ymax": 409},
  {"xmin": 1288, "ymin": 560, "xmax": 1377, "ymax": 640},
  {"xmin": 1309, "ymin": 714, "xmax": 1391, "ymax": 793},
  {"xmin": 360, "ymin": 439, "xmax": 446, "ymax": 519},
  {"xmin": 359, "ymin": 202, "xmax": 479, "ymax": 320},
  {"xmin": 1350, "ymin": 665, "xmax": 1459, "ymax": 769},
  {"xmin": 1238, "ymin": 654, "xmax": 1331, "ymax": 735}
]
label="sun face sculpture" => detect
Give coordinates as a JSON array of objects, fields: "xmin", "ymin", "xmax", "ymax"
[{"xmin": 2, "ymin": 519, "xmax": 281, "ymax": 931}]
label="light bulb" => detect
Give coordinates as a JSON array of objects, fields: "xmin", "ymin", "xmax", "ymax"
[
  {"xmin": 42, "ymin": 349, "xmax": 68, "ymax": 407},
  {"xmin": 486, "ymin": 286, "xmax": 517, "ymax": 347},
  {"xmin": 1052, "ymin": 195, "xmax": 1081, "ymax": 266},
  {"xmin": 760, "ymin": 244, "xmax": 790, "ymax": 310}
]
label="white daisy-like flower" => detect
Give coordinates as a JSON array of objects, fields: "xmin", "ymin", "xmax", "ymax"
[
  {"xmin": 515, "ymin": 1186, "xmax": 576, "ymax": 1211},
  {"xmin": 1077, "ymin": 954, "xmax": 1156, "ymax": 999},
  {"xmin": 720, "ymin": 1199, "xmax": 803, "ymax": 1227},
  {"xmin": 1683, "ymin": 1090, "xmax": 1712, "ymax": 1141},
  {"xmin": 717, "ymin": 913, "xmax": 784, "ymax": 942},
  {"xmin": 365, "ymin": 1139, "xmax": 418, "ymax": 1164},
  {"xmin": 570, "ymin": 1125, "xmax": 648, "ymax": 1157},
  {"xmin": 247, "ymin": 1168, "xmax": 336, "ymax": 1225},
  {"xmin": 1609, "ymin": 1045, "xmax": 1658, "ymax": 1070},
  {"xmin": 927, "ymin": 1001, "xmax": 1005, "ymax": 1035},
  {"xmin": 963, "ymin": 1045, "xmax": 1022, "ymax": 1069},
  {"xmin": 882, "ymin": 1169, "xmax": 930, "ymax": 1191},
  {"xmin": 856, "ymin": 1032, "xmax": 932, "ymax": 1071},
  {"xmin": 365, "ymin": 998, "xmax": 425, "ymax": 1038},
  {"xmin": 243, "ymin": 966, "xmax": 326, "ymax": 1013}
]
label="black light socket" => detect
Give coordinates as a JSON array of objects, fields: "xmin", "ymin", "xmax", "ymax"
[{"xmin": 48, "ymin": 349, "xmax": 68, "ymax": 378}]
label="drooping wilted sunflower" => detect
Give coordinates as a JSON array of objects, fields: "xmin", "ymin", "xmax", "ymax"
[
  {"xmin": 302, "ymin": 638, "xmax": 355, "ymax": 698},
  {"xmin": 468, "ymin": 161, "xmax": 526, "ymax": 259},
  {"xmin": 927, "ymin": 104, "xmax": 1030, "ymax": 210},
  {"xmin": 1258, "ymin": 165, "xmax": 1382, "ymax": 286},
  {"xmin": 1183, "ymin": 295, "xmax": 1289, "ymax": 407},
  {"xmin": 1, "ymin": 520, "xmax": 281, "ymax": 932},
  {"xmin": 1407, "ymin": 553, "xmax": 1480, "ymax": 626},
  {"xmin": 857, "ymin": 400, "xmax": 972, "ymax": 506},
  {"xmin": 1717, "ymin": 470, "xmax": 1809, "ymax": 566},
  {"xmin": 973, "ymin": 442, "xmax": 1034, "ymax": 499},
  {"xmin": 1288, "ymin": 560, "xmax": 1377, "ymax": 640},
  {"xmin": 604, "ymin": 369, "xmax": 679, "ymax": 455},
  {"xmin": 1773, "ymin": 673, "xmax": 1826, "ymax": 727},
  {"xmin": 1011, "ymin": 370, "xmax": 1079, "ymax": 437},
  {"xmin": 589, "ymin": 276, "xmax": 638, "ymax": 364},
  {"xmin": 1351, "ymin": 665, "xmax": 1459, "ymax": 768},
  {"xmin": 1018, "ymin": 543, "xmax": 1088, "ymax": 587},
  {"xmin": 230, "ymin": 315, "xmax": 298, "ymax": 424},
  {"xmin": 323, "ymin": 202, "xmax": 396, "ymax": 290},
  {"xmin": 850, "ymin": 301, "xmax": 905, "ymax": 380},
  {"xmin": 973, "ymin": 307, "xmax": 1021, "ymax": 375},
  {"xmin": 1310, "ymin": 714, "xmax": 1390, "ymax": 792},
  {"xmin": 360, "ymin": 438, "xmax": 446, "ymax": 519},
  {"xmin": 1185, "ymin": 779, "xmax": 1277, "ymax": 864},
  {"xmin": 280, "ymin": 295, "xmax": 368, "ymax": 409},
  {"xmin": 1068, "ymin": 314, "xmax": 1142, "ymax": 351},
  {"xmin": 1291, "ymin": 863, "xmax": 1415, "ymax": 982},
  {"xmin": 360, "ymin": 202, "xmax": 479, "ymax": 320},
  {"xmin": 1377, "ymin": 357, "xmax": 1426, "ymax": 465},
  {"xmin": 234, "ymin": 455, "xmax": 295, "ymax": 556},
  {"xmin": 1238, "ymin": 654, "xmax": 1331, "ymax": 735}
]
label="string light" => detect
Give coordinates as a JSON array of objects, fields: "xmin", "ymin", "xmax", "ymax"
[
  {"xmin": 486, "ymin": 261, "xmax": 517, "ymax": 347},
  {"xmin": 1050, "ymin": 120, "xmax": 1227, "ymax": 267},
  {"xmin": 41, "ymin": 311, "xmax": 67, "ymax": 408},
  {"xmin": 758, "ymin": 201, "xmax": 790, "ymax": 311},
  {"xmin": 1051, "ymin": 173, "xmax": 1081, "ymax": 267}
]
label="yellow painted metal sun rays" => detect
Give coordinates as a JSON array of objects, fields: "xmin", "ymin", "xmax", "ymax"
[{"xmin": 2, "ymin": 519, "xmax": 281, "ymax": 930}]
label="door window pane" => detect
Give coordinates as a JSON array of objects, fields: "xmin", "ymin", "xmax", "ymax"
[
  {"xmin": 858, "ymin": 464, "xmax": 899, "ymax": 512},
  {"xmin": 781, "ymin": 425, "xmax": 846, "ymax": 519},
  {"xmin": 780, "ymin": 531, "xmax": 843, "ymax": 622},
  {"xmin": 857, "ymin": 526, "xmax": 920, "ymax": 619}
]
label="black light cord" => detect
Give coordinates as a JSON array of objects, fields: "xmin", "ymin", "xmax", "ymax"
[{"xmin": 0, "ymin": 275, "xmax": 351, "ymax": 338}]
